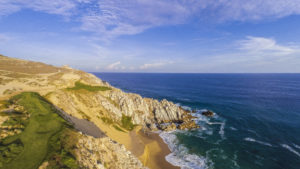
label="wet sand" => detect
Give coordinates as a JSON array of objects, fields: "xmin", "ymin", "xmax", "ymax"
[{"xmin": 130, "ymin": 127, "xmax": 179, "ymax": 169}]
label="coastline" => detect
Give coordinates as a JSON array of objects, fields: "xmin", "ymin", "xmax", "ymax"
[
  {"xmin": 131, "ymin": 127, "xmax": 180, "ymax": 169},
  {"xmin": 88, "ymin": 118, "xmax": 179, "ymax": 169}
]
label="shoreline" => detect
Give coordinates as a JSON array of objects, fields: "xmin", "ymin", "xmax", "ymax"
[
  {"xmin": 130, "ymin": 127, "xmax": 180, "ymax": 169},
  {"xmin": 85, "ymin": 117, "xmax": 180, "ymax": 169}
]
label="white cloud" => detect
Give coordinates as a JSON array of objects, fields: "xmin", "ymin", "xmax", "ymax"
[
  {"xmin": 80, "ymin": 0, "xmax": 194, "ymax": 38},
  {"xmin": 0, "ymin": 0, "xmax": 78, "ymax": 16},
  {"xmin": 139, "ymin": 61, "xmax": 172, "ymax": 70},
  {"xmin": 2, "ymin": 0, "xmax": 300, "ymax": 38},
  {"xmin": 238, "ymin": 36, "xmax": 295, "ymax": 55},
  {"xmin": 215, "ymin": 0, "xmax": 300, "ymax": 21},
  {"xmin": 106, "ymin": 61, "xmax": 121, "ymax": 70}
]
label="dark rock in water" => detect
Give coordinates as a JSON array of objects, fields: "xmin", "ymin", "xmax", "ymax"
[{"xmin": 202, "ymin": 110, "xmax": 214, "ymax": 117}]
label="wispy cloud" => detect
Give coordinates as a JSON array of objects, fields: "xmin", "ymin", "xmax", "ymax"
[
  {"xmin": 238, "ymin": 36, "xmax": 296, "ymax": 55},
  {"xmin": 0, "ymin": 0, "xmax": 78, "ymax": 16},
  {"xmin": 106, "ymin": 61, "xmax": 121, "ymax": 70},
  {"xmin": 2, "ymin": 0, "xmax": 300, "ymax": 39},
  {"xmin": 139, "ymin": 61, "xmax": 173, "ymax": 70}
]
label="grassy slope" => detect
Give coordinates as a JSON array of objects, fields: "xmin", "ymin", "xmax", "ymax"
[
  {"xmin": 67, "ymin": 81, "xmax": 111, "ymax": 92},
  {"xmin": 0, "ymin": 92, "xmax": 78, "ymax": 169}
]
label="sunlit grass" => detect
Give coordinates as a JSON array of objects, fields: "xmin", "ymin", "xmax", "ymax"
[
  {"xmin": 67, "ymin": 81, "xmax": 111, "ymax": 92},
  {"xmin": 0, "ymin": 92, "xmax": 79, "ymax": 169}
]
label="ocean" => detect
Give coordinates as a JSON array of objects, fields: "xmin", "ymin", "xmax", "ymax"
[{"xmin": 93, "ymin": 73, "xmax": 300, "ymax": 169}]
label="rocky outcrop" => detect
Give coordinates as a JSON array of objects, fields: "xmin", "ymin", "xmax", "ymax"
[
  {"xmin": 0, "ymin": 55, "xmax": 199, "ymax": 169},
  {"xmin": 47, "ymin": 84, "xmax": 198, "ymax": 131},
  {"xmin": 75, "ymin": 134, "xmax": 147, "ymax": 169},
  {"xmin": 202, "ymin": 110, "xmax": 214, "ymax": 117}
]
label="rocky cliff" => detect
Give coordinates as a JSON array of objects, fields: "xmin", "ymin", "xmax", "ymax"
[{"xmin": 0, "ymin": 55, "xmax": 198, "ymax": 169}]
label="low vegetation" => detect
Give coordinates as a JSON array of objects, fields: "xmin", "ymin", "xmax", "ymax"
[
  {"xmin": 0, "ymin": 100, "xmax": 9, "ymax": 109},
  {"xmin": 0, "ymin": 92, "xmax": 79, "ymax": 169},
  {"xmin": 101, "ymin": 117, "xmax": 114, "ymax": 125},
  {"xmin": 113, "ymin": 125, "xmax": 126, "ymax": 132},
  {"xmin": 67, "ymin": 81, "xmax": 111, "ymax": 92},
  {"xmin": 121, "ymin": 114, "xmax": 136, "ymax": 131}
]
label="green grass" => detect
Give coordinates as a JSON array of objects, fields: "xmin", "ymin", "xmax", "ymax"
[
  {"xmin": 101, "ymin": 117, "xmax": 114, "ymax": 125},
  {"xmin": 0, "ymin": 100, "xmax": 9, "ymax": 109},
  {"xmin": 0, "ymin": 92, "xmax": 79, "ymax": 169},
  {"xmin": 67, "ymin": 81, "xmax": 111, "ymax": 92},
  {"xmin": 120, "ymin": 114, "xmax": 136, "ymax": 131},
  {"xmin": 112, "ymin": 125, "xmax": 126, "ymax": 133},
  {"xmin": 1, "ymin": 116, "xmax": 27, "ymax": 127}
]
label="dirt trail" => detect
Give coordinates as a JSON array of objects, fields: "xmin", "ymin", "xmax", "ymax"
[{"xmin": 55, "ymin": 106, "xmax": 106, "ymax": 138}]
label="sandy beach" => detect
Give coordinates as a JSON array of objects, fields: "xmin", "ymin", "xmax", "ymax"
[
  {"xmin": 132, "ymin": 127, "xmax": 179, "ymax": 169},
  {"xmin": 94, "ymin": 119, "xmax": 179, "ymax": 169}
]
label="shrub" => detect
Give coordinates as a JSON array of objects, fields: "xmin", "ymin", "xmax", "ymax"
[{"xmin": 121, "ymin": 114, "xmax": 136, "ymax": 131}]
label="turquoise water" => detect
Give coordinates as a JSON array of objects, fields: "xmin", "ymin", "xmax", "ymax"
[{"xmin": 94, "ymin": 73, "xmax": 300, "ymax": 169}]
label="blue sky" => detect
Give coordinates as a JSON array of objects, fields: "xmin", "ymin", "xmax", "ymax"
[{"xmin": 0, "ymin": 0, "xmax": 300, "ymax": 73}]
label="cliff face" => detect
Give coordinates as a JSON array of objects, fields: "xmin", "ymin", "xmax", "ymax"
[
  {"xmin": 0, "ymin": 55, "xmax": 198, "ymax": 169},
  {"xmin": 47, "ymin": 86, "xmax": 189, "ymax": 131},
  {"xmin": 0, "ymin": 55, "xmax": 187, "ymax": 129},
  {"xmin": 75, "ymin": 134, "xmax": 147, "ymax": 169}
]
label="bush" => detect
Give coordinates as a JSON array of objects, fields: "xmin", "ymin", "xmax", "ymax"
[{"xmin": 121, "ymin": 114, "xmax": 136, "ymax": 131}]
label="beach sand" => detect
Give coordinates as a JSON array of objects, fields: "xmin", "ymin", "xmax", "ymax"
[
  {"xmin": 94, "ymin": 120, "xmax": 179, "ymax": 169},
  {"xmin": 133, "ymin": 127, "xmax": 179, "ymax": 169}
]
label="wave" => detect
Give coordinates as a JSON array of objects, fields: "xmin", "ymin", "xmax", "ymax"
[
  {"xmin": 230, "ymin": 127, "xmax": 237, "ymax": 131},
  {"xmin": 281, "ymin": 144, "xmax": 300, "ymax": 158},
  {"xmin": 244, "ymin": 137, "xmax": 273, "ymax": 147},
  {"xmin": 293, "ymin": 143, "xmax": 300, "ymax": 150},
  {"xmin": 160, "ymin": 131, "xmax": 211, "ymax": 169}
]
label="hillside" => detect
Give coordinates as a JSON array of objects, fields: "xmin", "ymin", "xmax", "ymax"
[{"xmin": 0, "ymin": 55, "xmax": 198, "ymax": 169}]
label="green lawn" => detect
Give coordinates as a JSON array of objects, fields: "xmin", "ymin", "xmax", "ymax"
[
  {"xmin": 0, "ymin": 92, "xmax": 78, "ymax": 169},
  {"xmin": 67, "ymin": 81, "xmax": 111, "ymax": 92}
]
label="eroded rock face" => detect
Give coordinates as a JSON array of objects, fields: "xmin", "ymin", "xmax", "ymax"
[
  {"xmin": 47, "ymin": 84, "xmax": 198, "ymax": 131},
  {"xmin": 75, "ymin": 135, "xmax": 147, "ymax": 169}
]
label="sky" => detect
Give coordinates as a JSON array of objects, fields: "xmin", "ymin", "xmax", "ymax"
[{"xmin": 0, "ymin": 0, "xmax": 300, "ymax": 73}]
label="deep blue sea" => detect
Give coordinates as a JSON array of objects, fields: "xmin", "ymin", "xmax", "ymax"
[{"xmin": 93, "ymin": 73, "xmax": 300, "ymax": 169}]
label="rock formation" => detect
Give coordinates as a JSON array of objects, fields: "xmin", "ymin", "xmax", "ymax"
[{"xmin": 0, "ymin": 55, "xmax": 199, "ymax": 169}]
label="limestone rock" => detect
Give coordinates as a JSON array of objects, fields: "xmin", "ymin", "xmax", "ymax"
[{"xmin": 75, "ymin": 135, "xmax": 147, "ymax": 169}]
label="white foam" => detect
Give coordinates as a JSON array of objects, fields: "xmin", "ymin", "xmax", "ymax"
[
  {"xmin": 293, "ymin": 143, "xmax": 300, "ymax": 150},
  {"xmin": 232, "ymin": 153, "xmax": 240, "ymax": 168},
  {"xmin": 281, "ymin": 144, "xmax": 300, "ymax": 158},
  {"xmin": 181, "ymin": 105, "xmax": 192, "ymax": 111},
  {"xmin": 244, "ymin": 137, "xmax": 272, "ymax": 147},
  {"xmin": 219, "ymin": 122, "xmax": 225, "ymax": 139},
  {"xmin": 206, "ymin": 122, "xmax": 226, "ymax": 139},
  {"xmin": 160, "ymin": 131, "xmax": 211, "ymax": 169},
  {"xmin": 230, "ymin": 127, "xmax": 237, "ymax": 131}
]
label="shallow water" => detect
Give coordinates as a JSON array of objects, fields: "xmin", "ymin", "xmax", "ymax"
[{"xmin": 94, "ymin": 73, "xmax": 300, "ymax": 169}]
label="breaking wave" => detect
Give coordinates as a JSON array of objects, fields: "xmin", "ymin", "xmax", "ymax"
[{"xmin": 244, "ymin": 137, "xmax": 273, "ymax": 147}]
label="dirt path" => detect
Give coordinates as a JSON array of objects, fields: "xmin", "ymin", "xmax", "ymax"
[{"xmin": 55, "ymin": 106, "xmax": 106, "ymax": 138}]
